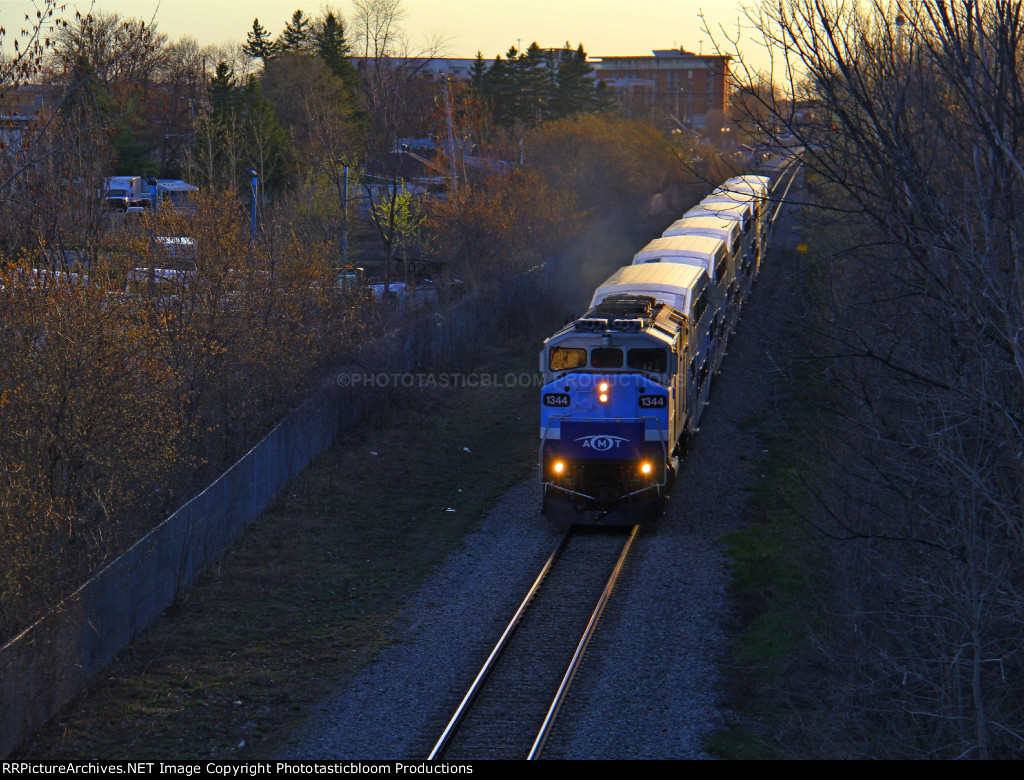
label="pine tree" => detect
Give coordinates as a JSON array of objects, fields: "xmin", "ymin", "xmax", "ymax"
[
  {"xmin": 554, "ymin": 43, "xmax": 601, "ymax": 118},
  {"xmin": 278, "ymin": 10, "xmax": 314, "ymax": 53},
  {"xmin": 314, "ymin": 11, "xmax": 358, "ymax": 87},
  {"xmin": 209, "ymin": 61, "xmax": 239, "ymax": 118},
  {"xmin": 519, "ymin": 42, "xmax": 553, "ymax": 123},
  {"xmin": 242, "ymin": 18, "xmax": 278, "ymax": 61},
  {"xmin": 483, "ymin": 54, "xmax": 514, "ymax": 127},
  {"xmin": 469, "ymin": 52, "xmax": 487, "ymax": 94}
]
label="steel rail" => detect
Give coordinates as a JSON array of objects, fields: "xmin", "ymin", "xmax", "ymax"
[
  {"xmin": 527, "ymin": 523, "xmax": 641, "ymax": 760},
  {"xmin": 767, "ymin": 155, "xmax": 803, "ymax": 234},
  {"xmin": 427, "ymin": 527, "xmax": 573, "ymax": 760}
]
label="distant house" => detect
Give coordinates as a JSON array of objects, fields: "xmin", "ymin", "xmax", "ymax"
[{"xmin": 0, "ymin": 85, "xmax": 55, "ymax": 156}]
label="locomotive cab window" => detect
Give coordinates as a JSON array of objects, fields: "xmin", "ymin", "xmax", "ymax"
[
  {"xmin": 549, "ymin": 347, "xmax": 587, "ymax": 371},
  {"xmin": 627, "ymin": 348, "xmax": 668, "ymax": 373},
  {"xmin": 590, "ymin": 348, "xmax": 624, "ymax": 368}
]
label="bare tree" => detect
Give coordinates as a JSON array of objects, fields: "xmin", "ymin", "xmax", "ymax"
[
  {"xmin": 719, "ymin": 0, "xmax": 1024, "ymax": 759},
  {"xmin": 351, "ymin": 0, "xmax": 408, "ymax": 60},
  {"xmin": 347, "ymin": 0, "xmax": 446, "ymax": 295}
]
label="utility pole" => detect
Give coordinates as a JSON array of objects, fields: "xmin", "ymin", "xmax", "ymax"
[
  {"xmin": 443, "ymin": 78, "xmax": 458, "ymax": 200},
  {"xmin": 342, "ymin": 164, "xmax": 349, "ymax": 269},
  {"xmin": 249, "ymin": 169, "xmax": 258, "ymax": 242}
]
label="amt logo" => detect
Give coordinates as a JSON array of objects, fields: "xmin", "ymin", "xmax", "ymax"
[{"xmin": 575, "ymin": 435, "xmax": 629, "ymax": 451}]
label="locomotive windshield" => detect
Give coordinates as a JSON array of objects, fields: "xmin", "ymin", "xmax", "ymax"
[
  {"xmin": 627, "ymin": 348, "xmax": 668, "ymax": 373},
  {"xmin": 590, "ymin": 348, "xmax": 623, "ymax": 368},
  {"xmin": 549, "ymin": 347, "xmax": 586, "ymax": 370}
]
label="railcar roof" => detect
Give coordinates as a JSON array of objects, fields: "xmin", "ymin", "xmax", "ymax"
[
  {"xmin": 705, "ymin": 187, "xmax": 759, "ymax": 204},
  {"xmin": 685, "ymin": 201, "xmax": 751, "ymax": 219},
  {"xmin": 633, "ymin": 234, "xmax": 725, "ymax": 264},
  {"xmin": 663, "ymin": 215, "xmax": 739, "ymax": 235}
]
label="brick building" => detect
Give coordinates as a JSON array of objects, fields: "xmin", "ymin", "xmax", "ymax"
[{"xmin": 592, "ymin": 48, "xmax": 731, "ymax": 127}]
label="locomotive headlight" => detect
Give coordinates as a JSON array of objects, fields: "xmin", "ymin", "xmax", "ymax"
[
  {"xmin": 599, "ymin": 382, "xmax": 609, "ymax": 392},
  {"xmin": 640, "ymin": 462, "xmax": 653, "ymax": 475},
  {"xmin": 598, "ymin": 382, "xmax": 610, "ymax": 404},
  {"xmin": 599, "ymin": 393, "xmax": 609, "ymax": 403},
  {"xmin": 553, "ymin": 460, "xmax": 565, "ymax": 475}
]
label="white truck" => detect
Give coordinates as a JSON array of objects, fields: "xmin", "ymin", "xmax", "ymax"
[{"xmin": 102, "ymin": 176, "xmax": 148, "ymax": 211}]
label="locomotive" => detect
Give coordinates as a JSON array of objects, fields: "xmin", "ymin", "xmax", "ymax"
[{"xmin": 539, "ymin": 173, "xmax": 773, "ymax": 524}]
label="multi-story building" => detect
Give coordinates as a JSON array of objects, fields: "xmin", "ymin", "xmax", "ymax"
[
  {"xmin": 0, "ymin": 85, "xmax": 55, "ymax": 153},
  {"xmin": 592, "ymin": 48, "xmax": 731, "ymax": 127}
]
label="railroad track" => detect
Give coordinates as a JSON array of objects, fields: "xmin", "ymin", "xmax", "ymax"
[
  {"xmin": 427, "ymin": 525, "xmax": 639, "ymax": 761},
  {"xmin": 764, "ymin": 151, "xmax": 803, "ymax": 234}
]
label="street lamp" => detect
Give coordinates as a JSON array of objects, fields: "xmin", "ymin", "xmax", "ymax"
[{"xmin": 248, "ymin": 169, "xmax": 258, "ymax": 241}]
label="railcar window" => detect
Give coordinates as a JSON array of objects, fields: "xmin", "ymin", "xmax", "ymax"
[
  {"xmin": 590, "ymin": 348, "xmax": 623, "ymax": 368},
  {"xmin": 628, "ymin": 348, "xmax": 667, "ymax": 373},
  {"xmin": 715, "ymin": 256, "xmax": 727, "ymax": 282},
  {"xmin": 549, "ymin": 347, "xmax": 587, "ymax": 371},
  {"xmin": 692, "ymin": 289, "xmax": 708, "ymax": 322}
]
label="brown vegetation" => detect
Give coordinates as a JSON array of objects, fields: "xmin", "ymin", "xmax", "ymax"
[{"xmin": 0, "ymin": 195, "xmax": 369, "ymax": 642}]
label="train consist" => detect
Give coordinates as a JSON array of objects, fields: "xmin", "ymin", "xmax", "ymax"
[{"xmin": 539, "ymin": 172, "xmax": 775, "ymax": 524}]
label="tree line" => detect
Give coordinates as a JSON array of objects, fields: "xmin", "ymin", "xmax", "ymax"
[
  {"xmin": 466, "ymin": 41, "xmax": 613, "ymax": 131},
  {"xmin": 726, "ymin": 0, "xmax": 1024, "ymax": 760}
]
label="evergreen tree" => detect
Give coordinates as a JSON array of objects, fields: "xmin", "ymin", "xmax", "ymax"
[
  {"xmin": 242, "ymin": 18, "xmax": 278, "ymax": 61},
  {"xmin": 476, "ymin": 40, "xmax": 610, "ymax": 128},
  {"xmin": 554, "ymin": 43, "xmax": 601, "ymax": 118},
  {"xmin": 240, "ymin": 77, "xmax": 296, "ymax": 193},
  {"xmin": 61, "ymin": 53, "xmax": 155, "ymax": 175},
  {"xmin": 209, "ymin": 61, "xmax": 239, "ymax": 118},
  {"xmin": 519, "ymin": 42, "xmax": 554, "ymax": 123},
  {"xmin": 469, "ymin": 52, "xmax": 487, "ymax": 94},
  {"xmin": 314, "ymin": 11, "xmax": 359, "ymax": 88},
  {"xmin": 483, "ymin": 53, "xmax": 514, "ymax": 127},
  {"xmin": 193, "ymin": 69, "xmax": 295, "ymax": 195},
  {"xmin": 60, "ymin": 53, "xmax": 101, "ymax": 120},
  {"xmin": 278, "ymin": 10, "xmax": 314, "ymax": 53}
]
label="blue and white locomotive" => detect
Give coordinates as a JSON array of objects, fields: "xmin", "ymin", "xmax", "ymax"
[{"xmin": 539, "ymin": 171, "xmax": 773, "ymax": 524}]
